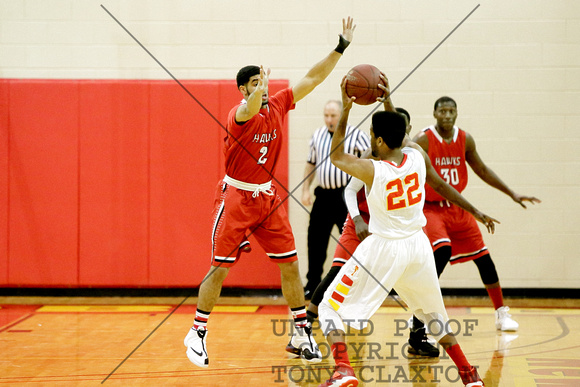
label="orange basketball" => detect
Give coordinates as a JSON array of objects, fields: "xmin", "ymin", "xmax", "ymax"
[{"xmin": 345, "ymin": 64, "xmax": 386, "ymax": 105}]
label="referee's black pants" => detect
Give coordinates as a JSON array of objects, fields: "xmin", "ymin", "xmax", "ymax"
[{"xmin": 305, "ymin": 186, "xmax": 348, "ymax": 292}]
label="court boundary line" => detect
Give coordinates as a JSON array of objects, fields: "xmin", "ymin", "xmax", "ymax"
[
  {"xmin": 470, "ymin": 315, "xmax": 570, "ymax": 355},
  {"xmin": 0, "ymin": 310, "xmax": 37, "ymax": 334}
]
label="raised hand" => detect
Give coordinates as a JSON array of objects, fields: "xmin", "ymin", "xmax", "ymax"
[
  {"xmin": 341, "ymin": 16, "xmax": 356, "ymax": 43},
  {"xmin": 255, "ymin": 65, "xmax": 270, "ymax": 96},
  {"xmin": 376, "ymin": 72, "xmax": 392, "ymax": 102},
  {"xmin": 340, "ymin": 76, "xmax": 356, "ymax": 110}
]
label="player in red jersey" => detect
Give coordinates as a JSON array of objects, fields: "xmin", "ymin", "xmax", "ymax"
[
  {"xmin": 410, "ymin": 96, "xmax": 541, "ymax": 334},
  {"xmin": 184, "ymin": 18, "xmax": 357, "ymax": 368}
]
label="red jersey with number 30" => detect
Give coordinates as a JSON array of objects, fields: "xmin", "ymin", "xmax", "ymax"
[
  {"xmin": 423, "ymin": 126, "xmax": 469, "ymax": 202},
  {"xmin": 224, "ymin": 87, "xmax": 295, "ymax": 184}
]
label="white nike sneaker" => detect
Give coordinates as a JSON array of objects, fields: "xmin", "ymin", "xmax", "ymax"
[
  {"xmin": 285, "ymin": 323, "xmax": 322, "ymax": 364},
  {"xmin": 495, "ymin": 306, "xmax": 519, "ymax": 331},
  {"xmin": 184, "ymin": 327, "xmax": 209, "ymax": 367}
]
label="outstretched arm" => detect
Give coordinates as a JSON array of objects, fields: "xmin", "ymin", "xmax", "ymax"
[
  {"xmin": 292, "ymin": 17, "xmax": 356, "ymax": 104},
  {"xmin": 330, "ymin": 77, "xmax": 374, "ymax": 187},
  {"xmin": 409, "ymin": 142, "xmax": 499, "ymax": 234},
  {"xmin": 465, "ymin": 133, "xmax": 541, "ymax": 209}
]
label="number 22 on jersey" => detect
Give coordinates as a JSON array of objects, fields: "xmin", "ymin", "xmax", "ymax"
[{"xmin": 385, "ymin": 172, "xmax": 422, "ymax": 210}]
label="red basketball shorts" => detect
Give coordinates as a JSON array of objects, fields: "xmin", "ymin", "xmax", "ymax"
[
  {"xmin": 332, "ymin": 214, "xmax": 364, "ymax": 268},
  {"xmin": 423, "ymin": 201, "xmax": 488, "ymax": 265},
  {"xmin": 211, "ymin": 180, "xmax": 297, "ymax": 268}
]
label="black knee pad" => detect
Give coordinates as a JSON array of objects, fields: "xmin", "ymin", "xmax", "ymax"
[
  {"xmin": 310, "ymin": 265, "xmax": 342, "ymax": 307},
  {"xmin": 434, "ymin": 246, "xmax": 452, "ymax": 277}
]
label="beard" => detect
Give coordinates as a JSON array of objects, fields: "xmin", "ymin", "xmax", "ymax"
[{"xmin": 261, "ymin": 94, "xmax": 269, "ymax": 107}]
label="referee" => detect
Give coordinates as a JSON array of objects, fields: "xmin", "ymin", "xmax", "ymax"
[{"xmin": 301, "ymin": 100, "xmax": 370, "ymax": 299}]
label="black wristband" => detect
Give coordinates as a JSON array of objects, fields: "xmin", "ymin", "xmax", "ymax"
[{"xmin": 334, "ymin": 34, "xmax": 350, "ymax": 54}]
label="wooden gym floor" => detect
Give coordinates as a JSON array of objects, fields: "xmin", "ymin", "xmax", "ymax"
[{"xmin": 0, "ymin": 295, "xmax": 579, "ymax": 386}]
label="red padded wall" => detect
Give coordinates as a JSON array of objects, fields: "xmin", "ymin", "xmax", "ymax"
[
  {"xmin": 148, "ymin": 81, "xmax": 222, "ymax": 287},
  {"xmin": 8, "ymin": 81, "xmax": 79, "ymax": 286},
  {"xmin": 0, "ymin": 80, "xmax": 8, "ymax": 285},
  {"xmin": 78, "ymin": 81, "xmax": 150, "ymax": 286},
  {"xmin": 1, "ymin": 78, "xmax": 290, "ymax": 288}
]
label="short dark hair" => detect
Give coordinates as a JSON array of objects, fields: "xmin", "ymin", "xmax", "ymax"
[
  {"xmin": 395, "ymin": 107, "xmax": 411, "ymax": 123},
  {"xmin": 236, "ymin": 65, "xmax": 261, "ymax": 88},
  {"xmin": 434, "ymin": 96, "xmax": 457, "ymax": 111},
  {"xmin": 371, "ymin": 111, "xmax": 406, "ymax": 149}
]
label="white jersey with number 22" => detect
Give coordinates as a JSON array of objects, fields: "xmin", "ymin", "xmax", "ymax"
[{"xmin": 366, "ymin": 148, "xmax": 427, "ymax": 239}]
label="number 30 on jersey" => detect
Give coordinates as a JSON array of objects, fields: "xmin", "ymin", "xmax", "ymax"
[
  {"xmin": 440, "ymin": 168, "xmax": 459, "ymax": 185},
  {"xmin": 385, "ymin": 172, "xmax": 422, "ymax": 210}
]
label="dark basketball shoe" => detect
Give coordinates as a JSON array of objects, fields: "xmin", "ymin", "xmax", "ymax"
[
  {"xmin": 408, "ymin": 327, "xmax": 440, "ymax": 357},
  {"xmin": 285, "ymin": 323, "xmax": 322, "ymax": 364}
]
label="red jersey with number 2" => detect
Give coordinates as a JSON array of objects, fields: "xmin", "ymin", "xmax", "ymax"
[
  {"xmin": 423, "ymin": 126, "xmax": 468, "ymax": 202},
  {"xmin": 224, "ymin": 87, "xmax": 295, "ymax": 184}
]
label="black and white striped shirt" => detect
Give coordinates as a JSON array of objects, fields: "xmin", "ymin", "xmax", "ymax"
[{"xmin": 307, "ymin": 125, "xmax": 370, "ymax": 189}]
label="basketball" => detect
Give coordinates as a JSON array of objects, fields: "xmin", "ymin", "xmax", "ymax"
[{"xmin": 344, "ymin": 64, "xmax": 386, "ymax": 105}]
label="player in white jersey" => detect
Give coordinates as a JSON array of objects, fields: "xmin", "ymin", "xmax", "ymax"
[{"xmin": 316, "ymin": 77, "xmax": 497, "ymax": 387}]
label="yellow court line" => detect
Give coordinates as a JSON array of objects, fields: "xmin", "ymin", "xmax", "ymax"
[
  {"xmin": 39, "ymin": 305, "xmax": 579, "ymax": 315},
  {"xmin": 466, "ymin": 307, "xmax": 494, "ymax": 314},
  {"xmin": 36, "ymin": 305, "xmax": 260, "ymax": 313},
  {"xmin": 470, "ymin": 307, "xmax": 580, "ymax": 315},
  {"xmin": 377, "ymin": 307, "xmax": 410, "ymax": 314},
  {"xmin": 514, "ymin": 307, "xmax": 580, "ymax": 315},
  {"xmin": 36, "ymin": 305, "xmax": 173, "ymax": 313},
  {"xmin": 376, "ymin": 306, "xmax": 580, "ymax": 316},
  {"xmin": 212, "ymin": 306, "xmax": 259, "ymax": 313}
]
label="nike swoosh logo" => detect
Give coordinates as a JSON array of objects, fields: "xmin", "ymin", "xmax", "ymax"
[{"xmin": 190, "ymin": 347, "xmax": 204, "ymax": 357}]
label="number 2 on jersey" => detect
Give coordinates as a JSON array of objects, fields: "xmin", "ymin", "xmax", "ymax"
[
  {"xmin": 386, "ymin": 172, "xmax": 422, "ymax": 210},
  {"xmin": 258, "ymin": 146, "xmax": 268, "ymax": 165}
]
